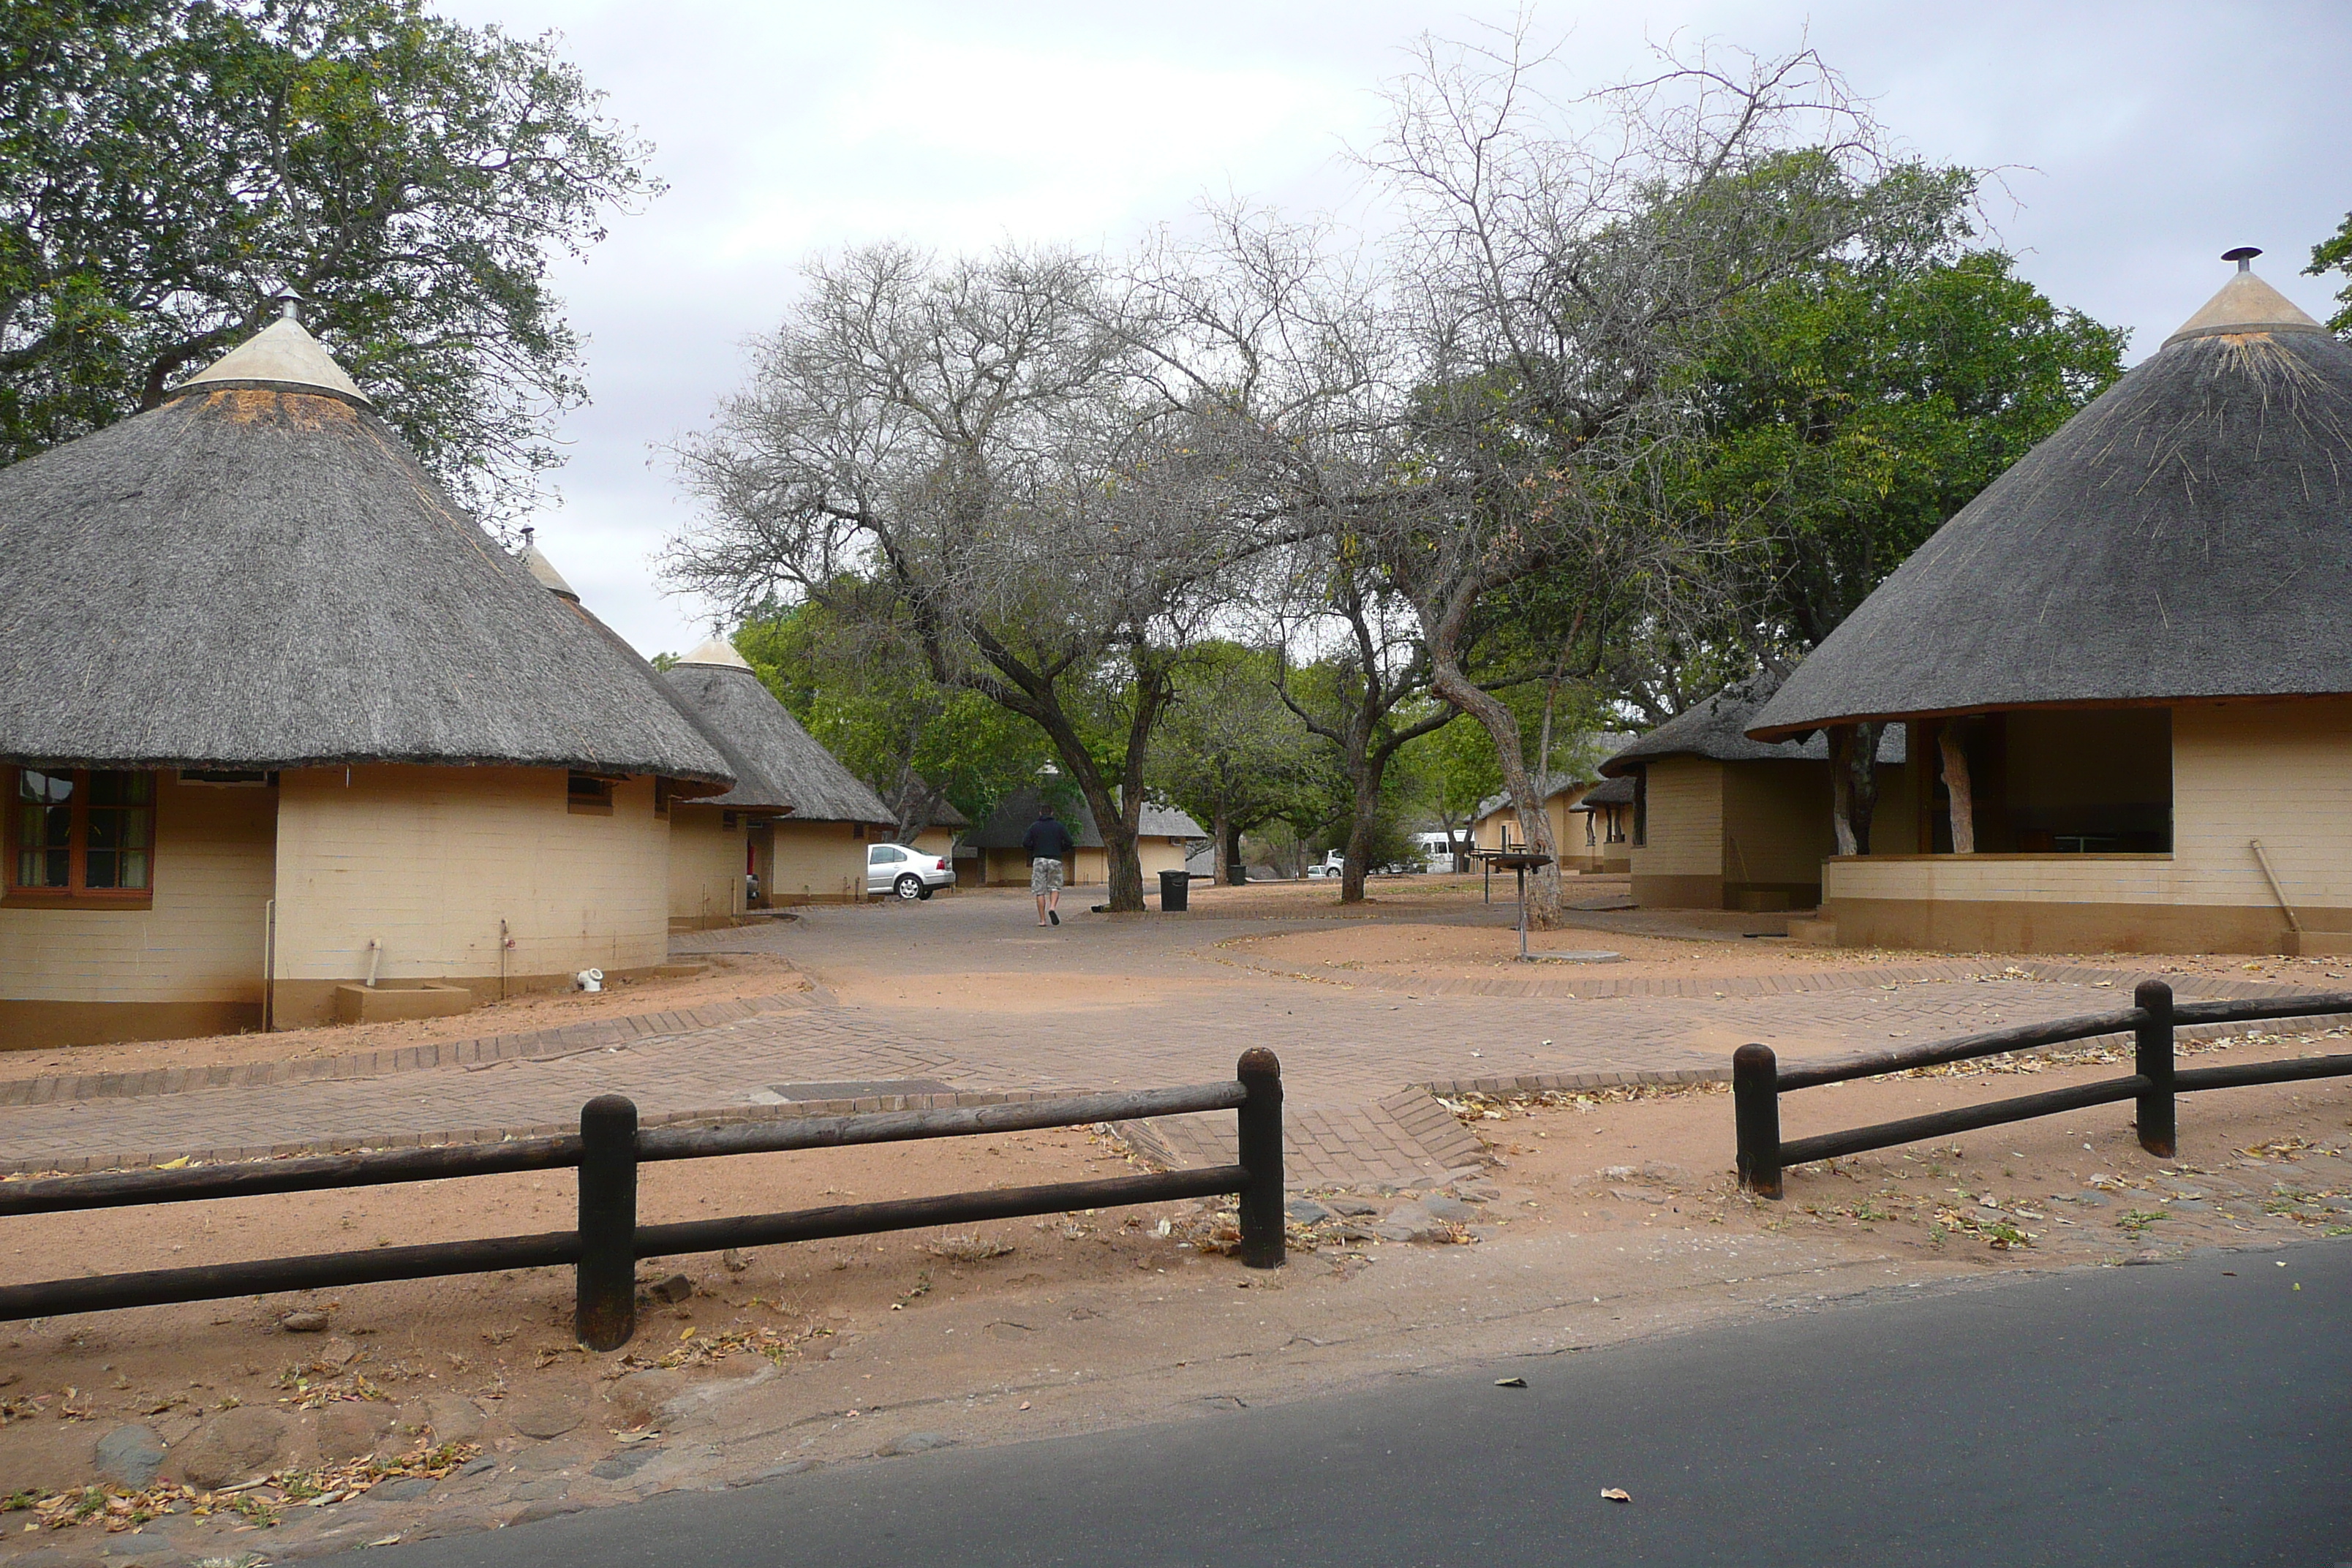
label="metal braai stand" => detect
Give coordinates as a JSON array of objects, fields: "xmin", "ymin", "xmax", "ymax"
[{"xmin": 1477, "ymin": 850, "xmax": 1554, "ymax": 960}]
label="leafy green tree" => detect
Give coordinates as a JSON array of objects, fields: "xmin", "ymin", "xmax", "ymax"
[
  {"xmin": 0, "ymin": 0, "xmax": 659, "ymax": 522},
  {"xmin": 734, "ymin": 601, "xmax": 1051, "ymax": 837},
  {"xmin": 1685, "ymin": 249, "xmax": 2125, "ymax": 650},
  {"xmin": 1148, "ymin": 643, "xmax": 1322, "ymax": 883},
  {"xmin": 2307, "ymin": 214, "xmax": 2352, "ymax": 334},
  {"xmin": 1670, "ymin": 248, "xmax": 2123, "ymax": 848}
]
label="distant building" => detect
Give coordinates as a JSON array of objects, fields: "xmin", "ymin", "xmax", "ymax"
[
  {"xmin": 1601, "ymin": 677, "xmax": 1903, "ymax": 912},
  {"xmin": 960, "ymin": 788, "xmax": 1204, "ymax": 887},
  {"xmin": 1750, "ymin": 253, "xmax": 2352, "ymax": 954},
  {"xmin": 660, "ymin": 639, "xmax": 894, "ymax": 918},
  {"xmin": 0, "ymin": 312, "xmax": 732, "ymax": 1045},
  {"xmin": 1469, "ymin": 734, "xmax": 1637, "ymax": 872}
]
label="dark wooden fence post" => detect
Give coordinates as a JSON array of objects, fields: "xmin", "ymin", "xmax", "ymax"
[
  {"xmin": 1236, "ymin": 1048, "xmax": 1285, "ymax": 1269},
  {"xmin": 1733, "ymin": 1044, "xmax": 1783, "ymax": 1199},
  {"xmin": 2135, "ymin": 980, "xmax": 2176, "ymax": 1158},
  {"xmin": 576, "ymin": 1094, "xmax": 639, "ymax": 1351}
]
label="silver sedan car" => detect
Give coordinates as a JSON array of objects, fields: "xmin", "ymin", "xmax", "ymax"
[{"xmin": 866, "ymin": 841, "xmax": 955, "ymax": 900}]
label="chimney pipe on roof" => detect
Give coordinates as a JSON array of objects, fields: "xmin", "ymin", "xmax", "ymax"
[
  {"xmin": 2223, "ymin": 246, "xmax": 2262, "ymax": 272},
  {"xmin": 272, "ymin": 287, "xmax": 306, "ymax": 322}
]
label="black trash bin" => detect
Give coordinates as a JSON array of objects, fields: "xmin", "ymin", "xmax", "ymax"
[{"xmin": 1158, "ymin": 868, "xmax": 1191, "ymax": 912}]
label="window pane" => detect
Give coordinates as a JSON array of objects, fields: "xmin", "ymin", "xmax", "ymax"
[
  {"xmin": 18, "ymin": 769, "xmax": 71, "ymax": 805},
  {"xmin": 15, "ymin": 777, "xmax": 70, "ymax": 886},
  {"xmin": 89, "ymin": 771, "xmax": 150, "ymax": 807},
  {"xmin": 85, "ymin": 772, "xmax": 153, "ymax": 890}
]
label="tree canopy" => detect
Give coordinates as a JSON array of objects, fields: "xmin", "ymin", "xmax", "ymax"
[{"xmin": 0, "ymin": 0, "xmax": 659, "ymax": 523}]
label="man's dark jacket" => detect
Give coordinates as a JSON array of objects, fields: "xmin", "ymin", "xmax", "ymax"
[{"xmin": 1022, "ymin": 815, "xmax": 1077, "ymax": 862}]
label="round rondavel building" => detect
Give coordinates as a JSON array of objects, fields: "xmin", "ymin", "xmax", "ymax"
[
  {"xmin": 1749, "ymin": 254, "xmax": 2352, "ymax": 954},
  {"xmin": 0, "ymin": 310, "xmax": 735, "ymax": 1044}
]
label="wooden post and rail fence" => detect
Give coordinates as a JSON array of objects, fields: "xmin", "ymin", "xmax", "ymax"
[
  {"xmin": 1733, "ymin": 981, "xmax": 2352, "ymax": 1197},
  {"xmin": 0, "ymin": 1049, "xmax": 1286, "ymax": 1351}
]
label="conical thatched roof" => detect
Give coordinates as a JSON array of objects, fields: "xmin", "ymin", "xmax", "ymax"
[
  {"xmin": 1751, "ymin": 258, "xmax": 2352, "ymax": 739},
  {"xmin": 660, "ymin": 641, "xmax": 894, "ymax": 823},
  {"xmin": 963, "ymin": 785, "xmax": 1204, "ymax": 849},
  {"xmin": 1603, "ymin": 674, "xmax": 1904, "ymax": 774},
  {"xmin": 0, "ymin": 320, "xmax": 733, "ymax": 780}
]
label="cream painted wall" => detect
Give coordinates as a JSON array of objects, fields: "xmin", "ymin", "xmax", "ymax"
[
  {"xmin": 0, "ymin": 772, "xmax": 274, "ymax": 1003},
  {"xmin": 769, "ymin": 818, "xmax": 865, "ymax": 902},
  {"xmin": 908, "ymin": 827, "xmax": 957, "ymax": 859},
  {"xmin": 1825, "ymin": 700, "xmax": 2352, "ymax": 913},
  {"xmin": 1720, "ymin": 762, "xmax": 1835, "ymax": 886},
  {"xmin": 1474, "ymin": 791, "xmax": 1583, "ymax": 853},
  {"xmin": 1630, "ymin": 757, "xmax": 1725, "ymax": 878},
  {"xmin": 669, "ymin": 804, "xmax": 747, "ymax": 923},
  {"xmin": 271, "ymin": 765, "xmax": 669, "ymax": 987},
  {"xmin": 982, "ymin": 842, "xmax": 1187, "ymax": 886}
]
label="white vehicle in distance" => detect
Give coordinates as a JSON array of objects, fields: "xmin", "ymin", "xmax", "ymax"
[
  {"xmin": 866, "ymin": 841, "xmax": 954, "ymax": 901},
  {"xmin": 1310, "ymin": 848, "xmax": 1422, "ymax": 878}
]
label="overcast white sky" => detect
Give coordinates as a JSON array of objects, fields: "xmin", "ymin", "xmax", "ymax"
[{"xmin": 431, "ymin": 0, "xmax": 2352, "ymax": 659}]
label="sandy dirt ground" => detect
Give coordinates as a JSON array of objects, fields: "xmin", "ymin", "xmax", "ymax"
[
  {"xmin": 0, "ymin": 951, "xmax": 813, "ymax": 1083},
  {"xmin": 3, "ymin": 1028, "xmax": 2345, "ymax": 1561}
]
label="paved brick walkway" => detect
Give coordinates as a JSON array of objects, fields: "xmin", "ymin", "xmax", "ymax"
[{"xmin": 0, "ymin": 898, "xmax": 2319, "ymax": 1187}]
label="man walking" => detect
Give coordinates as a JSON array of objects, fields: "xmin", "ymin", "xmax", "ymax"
[{"xmin": 1022, "ymin": 802, "xmax": 1077, "ymax": 927}]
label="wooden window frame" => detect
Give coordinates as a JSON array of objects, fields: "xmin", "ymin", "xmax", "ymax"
[
  {"xmin": 567, "ymin": 772, "xmax": 617, "ymax": 816},
  {"xmin": 5, "ymin": 766, "xmax": 156, "ymax": 910}
]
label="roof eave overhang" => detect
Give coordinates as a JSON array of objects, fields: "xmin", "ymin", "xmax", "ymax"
[{"xmin": 1744, "ymin": 687, "xmax": 2352, "ymax": 744}]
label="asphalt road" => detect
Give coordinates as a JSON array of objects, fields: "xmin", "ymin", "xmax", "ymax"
[{"xmin": 355, "ymin": 1240, "xmax": 2350, "ymax": 1568}]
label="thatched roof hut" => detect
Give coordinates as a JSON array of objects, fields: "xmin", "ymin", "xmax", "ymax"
[
  {"xmin": 1608, "ymin": 676, "xmax": 1900, "ymax": 772},
  {"xmin": 1751, "ymin": 263, "xmax": 2352, "ymax": 739},
  {"xmin": 659, "ymin": 639, "xmax": 892, "ymax": 824},
  {"xmin": 0, "ymin": 315, "xmax": 731, "ymax": 782},
  {"xmin": 1738, "ymin": 255, "xmax": 2352, "ymax": 954},
  {"xmin": 964, "ymin": 786, "xmax": 1203, "ymax": 848}
]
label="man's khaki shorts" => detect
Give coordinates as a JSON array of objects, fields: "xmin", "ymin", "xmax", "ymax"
[{"xmin": 1030, "ymin": 857, "xmax": 1064, "ymax": 895}]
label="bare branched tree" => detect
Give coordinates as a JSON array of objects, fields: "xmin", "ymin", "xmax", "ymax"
[
  {"xmin": 666, "ymin": 244, "xmax": 1262, "ymax": 911},
  {"xmin": 1354, "ymin": 28, "xmax": 1964, "ymax": 922}
]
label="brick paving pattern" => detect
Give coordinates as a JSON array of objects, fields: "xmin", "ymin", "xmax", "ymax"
[{"xmin": 0, "ymin": 900, "xmax": 2331, "ymax": 1186}]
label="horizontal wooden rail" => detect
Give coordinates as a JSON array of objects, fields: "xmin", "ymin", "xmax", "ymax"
[
  {"xmin": 0, "ymin": 1168, "xmax": 1253, "ymax": 1322},
  {"xmin": 0, "ymin": 1082, "xmax": 1250, "ymax": 1218},
  {"xmin": 635, "ymin": 1082, "xmax": 1247, "ymax": 1162},
  {"xmin": 0, "ymin": 1230, "xmax": 581, "ymax": 1319},
  {"xmin": 1777, "ymin": 1077, "xmax": 2149, "ymax": 1169},
  {"xmin": 0, "ymin": 1135, "xmax": 583, "ymax": 1218},
  {"xmin": 1738, "ymin": 984, "xmax": 2352, "ymax": 1197},
  {"xmin": 0, "ymin": 1052, "xmax": 1289, "ymax": 1349},
  {"xmin": 633, "ymin": 1167, "xmax": 1249, "ymax": 1256}
]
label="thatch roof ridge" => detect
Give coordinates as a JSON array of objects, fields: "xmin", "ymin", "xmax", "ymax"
[
  {"xmin": 1751, "ymin": 276, "xmax": 2352, "ymax": 739},
  {"xmin": 658, "ymin": 663, "xmax": 892, "ymax": 823},
  {"xmin": 1575, "ymin": 774, "xmax": 1637, "ymax": 807},
  {"xmin": 0, "ymin": 385, "xmax": 732, "ymax": 779},
  {"xmin": 1609, "ymin": 674, "xmax": 1903, "ymax": 771},
  {"xmin": 963, "ymin": 786, "xmax": 1204, "ymax": 849}
]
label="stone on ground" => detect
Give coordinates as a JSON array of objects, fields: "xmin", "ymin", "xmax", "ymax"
[
  {"xmin": 175, "ymin": 1406, "xmax": 293, "ymax": 1488},
  {"xmin": 92, "ymin": 1423, "xmax": 166, "ymax": 1487}
]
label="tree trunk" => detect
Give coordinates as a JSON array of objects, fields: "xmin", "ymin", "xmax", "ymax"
[
  {"xmin": 1828, "ymin": 723, "xmax": 1880, "ymax": 857},
  {"xmin": 1431, "ymin": 655, "xmax": 1561, "ymax": 926},
  {"xmin": 1829, "ymin": 726, "xmax": 1858, "ymax": 858},
  {"xmin": 1224, "ymin": 821, "xmax": 1247, "ymax": 884},
  {"xmin": 1212, "ymin": 803, "xmax": 1232, "ymax": 885},
  {"xmin": 1339, "ymin": 782, "xmax": 1376, "ymax": 903},
  {"xmin": 1938, "ymin": 723, "xmax": 1976, "ymax": 854},
  {"xmin": 1849, "ymin": 720, "xmax": 1879, "ymax": 856}
]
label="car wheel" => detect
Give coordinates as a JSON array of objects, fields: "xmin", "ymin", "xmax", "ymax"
[
  {"xmin": 917, "ymin": 886, "xmax": 935, "ymax": 900},
  {"xmin": 894, "ymin": 874, "xmax": 924, "ymax": 901}
]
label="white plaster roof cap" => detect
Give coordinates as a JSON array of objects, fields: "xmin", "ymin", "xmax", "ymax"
[
  {"xmin": 179, "ymin": 314, "xmax": 373, "ymax": 404},
  {"xmin": 519, "ymin": 541, "xmax": 578, "ymax": 600},
  {"xmin": 679, "ymin": 635, "xmax": 753, "ymax": 669},
  {"xmin": 2163, "ymin": 253, "xmax": 2326, "ymax": 347}
]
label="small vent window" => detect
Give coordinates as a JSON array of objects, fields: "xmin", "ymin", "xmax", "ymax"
[{"xmin": 567, "ymin": 772, "xmax": 616, "ymax": 815}]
